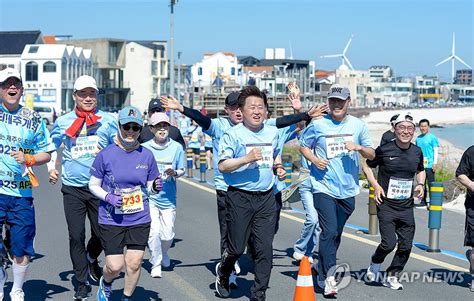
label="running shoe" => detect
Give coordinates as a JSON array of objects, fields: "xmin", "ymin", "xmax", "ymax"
[
  {"xmin": 366, "ymin": 262, "xmax": 381, "ymax": 282},
  {"xmin": 97, "ymin": 277, "xmax": 112, "ymax": 301},
  {"xmin": 292, "ymin": 251, "xmax": 314, "ymax": 263},
  {"xmin": 9, "ymin": 289, "xmax": 24, "ymax": 301},
  {"xmin": 215, "ymin": 263, "xmax": 230, "ymax": 298},
  {"xmin": 382, "ymin": 276, "xmax": 403, "ymax": 290},
  {"xmin": 88, "ymin": 259, "xmax": 102, "ymax": 283},
  {"xmin": 73, "ymin": 283, "xmax": 91, "ymax": 300},
  {"xmin": 323, "ymin": 276, "xmax": 338, "ymax": 297}
]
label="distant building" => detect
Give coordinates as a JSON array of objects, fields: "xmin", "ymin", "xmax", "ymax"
[
  {"xmin": 335, "ymin": 65, "xmax": 371, "ymax": 107},
  {"xmin": 0, "ymin": 30, "xmax": 43, "ymax": 71},
  {"xmin": 369, "ymin": 65, "xmax": 392, "ymax": 80},
  {"xmin": 238, "ymin": 55, "xmax": 259, "ymax": 67},
  {"xmin": 20, "ymin": 44, "xmax": 93, "ymax": 113},
  {"xmin": 365, "ymin": 79, "xmax": 414, "ymax": 107},
  {"xmin": 124, "ymin": 40, "xmax": 168, "ymax": 112},
  {"xmin": 56, "ymin": 38, "xmax": 130, "ymax": 111},
  {"xmin": 191, "ymin": 52, "xmax": 242, "ymax": 90},
  {"xmin": 455, "ymin": 69, "xmax": 472, "ymax": 85},
  {"xmin": 414, "ymin": 76, "xmax": 441, "ymax": 103}
]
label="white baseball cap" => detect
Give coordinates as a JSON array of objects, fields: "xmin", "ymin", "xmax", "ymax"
[
  {"xmin": 0, "ymin": 68, "xmax": 22, "ymax": 84},
  {"xmin": 73, "ymin": 75, "xmax": 98, "ymax": 92},
  {"xmin": 149, "ymin": 112, "xmax": 170, "ymax": 126},
  {"xmin": 327, "ymin": 84, "xmax": 350, "ymax": 100},
  {"xmin": 393, "ymin": 112, "xmax": 416, "ymax": 126}
]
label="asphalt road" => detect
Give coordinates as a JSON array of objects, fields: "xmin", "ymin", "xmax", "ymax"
[{"xmin": 2, "ymin": 166, "xmax": 473, "ymax": 300}]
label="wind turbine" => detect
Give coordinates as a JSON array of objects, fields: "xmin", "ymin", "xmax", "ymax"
[
  {"xmin": 321, "ymin": 34, "xmax": 355, "ymax": 70},
  {"xmin": 435, "ymin": 32, "xmax": 472, "ymax": 82}
]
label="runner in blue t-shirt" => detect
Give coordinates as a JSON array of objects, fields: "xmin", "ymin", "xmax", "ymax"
[
  {"xmin": 415, "ymin": 119, "xmax": 440, "ymax": 206},
  {"xmin": 46, "ymin": 75, "xmax": 118, "ymax": 299},
  {"xmin": 0, "ymin": 68, "xmax": 55, "ymax": 300},
  {"xmin": 300, "ymin": 84, "xmax": 375, "ymax": 297},
  {"xmin": 184, "ymin": 120, "xmax": 202, "ymax": 169},
  {"xmin": 160, "ymin": 89, "xmax": 327, "ymax": 287},
  {"xmin": 90, "ymin": 106, "xmax": 162, "ymax": 301},
  {"xmin": 214, "ymin": 86, "xmax": 286, "ymax": 300},
  {"xmin": 142, "ymin": 112, "xmax": 185, "ymax": 279}
]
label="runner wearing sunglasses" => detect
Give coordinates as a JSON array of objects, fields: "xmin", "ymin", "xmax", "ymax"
[{"xmin": 90, "ymin": 106, "xmax": 163, "ymax": 301}]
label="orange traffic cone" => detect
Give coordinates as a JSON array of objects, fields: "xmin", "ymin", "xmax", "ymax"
[{"xmin": 293, "ymin": 256, "xmax": 315, "ymax": 301}]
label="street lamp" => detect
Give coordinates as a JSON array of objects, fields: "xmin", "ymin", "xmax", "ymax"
[{"xmin": 169, "ymin": 0, "xmax": 178, "ymax": 124}]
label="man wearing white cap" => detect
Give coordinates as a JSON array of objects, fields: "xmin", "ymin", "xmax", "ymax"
[
  {"xmin": 0, "ymin": 68, "xmax": 55, "ymax": 300},
  {"xmin": 299, "ymin": 84, "xmax": 375, "ymax": 297},
  {"xmin": 363, "ymin": 113, "xmax": 425, "ymax": 290},
  {"xmin": 142, "ymin": 112, "xmax": 185, "ymax": 278},
  {"xmin": 47, "ymin": 75, "xmax": 118, "ymax": 299}
]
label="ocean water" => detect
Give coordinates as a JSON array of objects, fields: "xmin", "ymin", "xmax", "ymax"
[{"xmin": 429, "ymin": 123, "xmax": 474, "ymax": 151}]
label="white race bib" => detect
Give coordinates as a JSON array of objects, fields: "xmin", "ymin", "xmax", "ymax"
[
  {"xmin": 325, "ymin": 134, "xmax": 353, "ymax": 159},
  {"xmin": 114, "ymin": 186, "xmax": 144, "ymax": 214},
  {"xmin": 387, "ymin": 177, "xmax": 413, "ymax": 200},
  {"xmin": 71, "ymin": 135, "xmax": 99, "ymax": 159},
  {"xmin": 245, "ymin": 143, "xmax": 273, "ymax": 169},
  {"xmin": 156, "ymin": 160, "xmax": 173, "ymax": 181}
]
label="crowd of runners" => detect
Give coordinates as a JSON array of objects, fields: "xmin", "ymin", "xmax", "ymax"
[{"xmin": 0, "ymin": 66, "xmax": 473, "ymax": 300}]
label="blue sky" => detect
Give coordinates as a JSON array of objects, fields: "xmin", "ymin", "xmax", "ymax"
[{"xmin": 0, "ymin": 0, "xmax": 472, "ymax": 81}]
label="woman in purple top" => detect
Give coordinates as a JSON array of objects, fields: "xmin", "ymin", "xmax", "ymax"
[{"xmin": 89, "ymin": 106, "xmax": 163, "ymax": 301}]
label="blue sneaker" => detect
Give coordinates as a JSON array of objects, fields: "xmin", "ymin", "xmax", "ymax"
[{"xmin": 97, "ymin": 276, "xmax": 112, "ymax": 301}]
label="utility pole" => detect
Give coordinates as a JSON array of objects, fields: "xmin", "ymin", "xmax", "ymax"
[
  {"xmin": 177, "ymin": 51, "xmax": 182, "ymax": 103},
  {"xmin": 169, "ymin": 0, "xmax": 178, "ymax": 122}
]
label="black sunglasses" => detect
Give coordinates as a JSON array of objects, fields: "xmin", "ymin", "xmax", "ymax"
[{"xmin": 122, "ymin": 124, "xmax": 142, "ymax": 132}]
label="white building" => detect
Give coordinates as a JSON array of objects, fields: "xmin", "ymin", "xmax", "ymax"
[
  {"xmin": 369, "ymin": 66, "xmax": 392, "ymax": 80},
  {"xmin": 365, "ymin": 80, "xmax": 414, "ymax": 107},
  {"xmin": 20, "ymin": 44, "xmax": 93, "ymax": 113},
  {"xmin": 191, "ymin": 52, "xmax": 242, "ymax": 89},
  {"xmin": 124, "ymin": 41, "xmax": 168, "ymax": 112},
  {"xmin": 335, "ymin": 65, "xmax": 371, "ymax": 107}
]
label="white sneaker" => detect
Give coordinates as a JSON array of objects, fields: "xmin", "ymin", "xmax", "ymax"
[
  {"xmin": 292, "ymin": 251, "xmax": 314, "ymax": 263},
  {"xmin": 366, "ymin": 262, "xmax": 381, "ymax": 282},
  {"xmin": 323, "ymin": 276, "xmax": 338, "ymax": 297},
  {"xmin": 382, "ymin": 276, "xmax": 403, "ymax": 290},
  {"xmin": 229, "ymin": 271, "xmax": 238, "ymax": 288},
  {"xmin": 151, "ymin": 266, "xmax": 162, "ymax": 278},
  {"xmin": 234, "ymin": 261, "xmax": 241, "ymax": 275},
  {"xmin": 0, "ymin": 292, "xmax": 3, "ymax": 301},
  {"xmin": 10, "ymin": 289, "xmax": 25, "ymax": 301},
  {"xmin": 161, "ymin": 253, "xmax": 171, "ymax": 268}
]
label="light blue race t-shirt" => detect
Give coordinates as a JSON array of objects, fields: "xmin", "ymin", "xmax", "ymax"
[
  {"xmin": 416, "ymin": 132, "xmax": 439, "ymax": 169},
  {"xmin": 50, "ymin": 110, "xmax": 118, "ymax": 187},
  {"xmin": 142, "ymin": 139, "xmax": 184, "ymax": 209},
  {"xmin": 186, "ymin": 125, "xmax": 202, "ymax": 150},
  {"xmin": 0, "ymin": 105, "xmax": 55, "ymax": 197},
  {"xmin": 299, "ymin": 115, "xmax": 373, "ymax": 199},
  {"xmin": 205, "ymin": 117, "xmax": 278, "ymax": 191},
  {"xmin": 204, "ymin": 117, "xmax": 236, "ymax": 191},
  {"xmin": 219, "ymin": 123, "xmax": 280, "ymax": 192},
  {"xmin": 273, "ymin": 124, "xmax": 297, "ymax": 194}
]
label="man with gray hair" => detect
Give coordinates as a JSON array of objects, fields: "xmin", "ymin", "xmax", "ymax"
[{"xmin": 47, "ymin": 75, "xmax": 118, "ymax": 300}]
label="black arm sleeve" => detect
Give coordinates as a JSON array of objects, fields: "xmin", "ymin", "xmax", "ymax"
[
  {"xmin": 275, "ymin": 112, "xmax": 309, "ymax": 128},
  {"xmin": 366, "ymin": 146, "xmax": 383, "ymax": 168},
  {"xmin": 182, "ymin": 106, "xmax": 212, "ymax": 130}
]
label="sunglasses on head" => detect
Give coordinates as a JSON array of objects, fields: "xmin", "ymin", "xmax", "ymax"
[{"xmin": 121, "ymin": 124, "xmax": 142, "ymax": 132}]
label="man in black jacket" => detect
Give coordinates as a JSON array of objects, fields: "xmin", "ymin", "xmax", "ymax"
[{"xmin": 139, "ymin": 98, "xmax": 186, "ymax": 149}]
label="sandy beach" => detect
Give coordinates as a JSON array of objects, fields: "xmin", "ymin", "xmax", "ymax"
[{"xmin": 363, "ymin": 107, "xmax": 474, "ymax": 169}]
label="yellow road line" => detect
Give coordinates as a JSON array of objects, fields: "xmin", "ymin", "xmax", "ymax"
[{"xmin": 178, "ymin": 178, "xmax": 469, "ymax": 273}]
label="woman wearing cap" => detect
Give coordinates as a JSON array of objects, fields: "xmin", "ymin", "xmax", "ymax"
[
  {"xmin": 362, "ymin": 113, "xmax": 425, "ymax": 290},
  {"xmin": 88, "ymin": 106, "xmax": 163, "ymax": 301},
  {"xmin": 142, "ymin": 112, "xmax": 185, "ymax": 278}
]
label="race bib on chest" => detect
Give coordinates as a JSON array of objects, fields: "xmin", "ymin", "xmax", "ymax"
[
  {"xmin": 115, "ymin": 186, "xmax": 144, "ymax": 214},
  {"xmin": 387, "ymin": 177, "xmax": 413, "ymax": 200},
  {"xmin": 245, "ymin": 143, "xmax": 273, "ymax": 169},
  {"xmin": 71, "ymin": 135, "xmax": 99, "ymax": 159},
  {"xmin": 156, "ymin": 160, "xmax": 173, "ymax": 181},
  {"xmin": 325, "ymin": 134, "xmax": 353, "ymax": 159}
]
